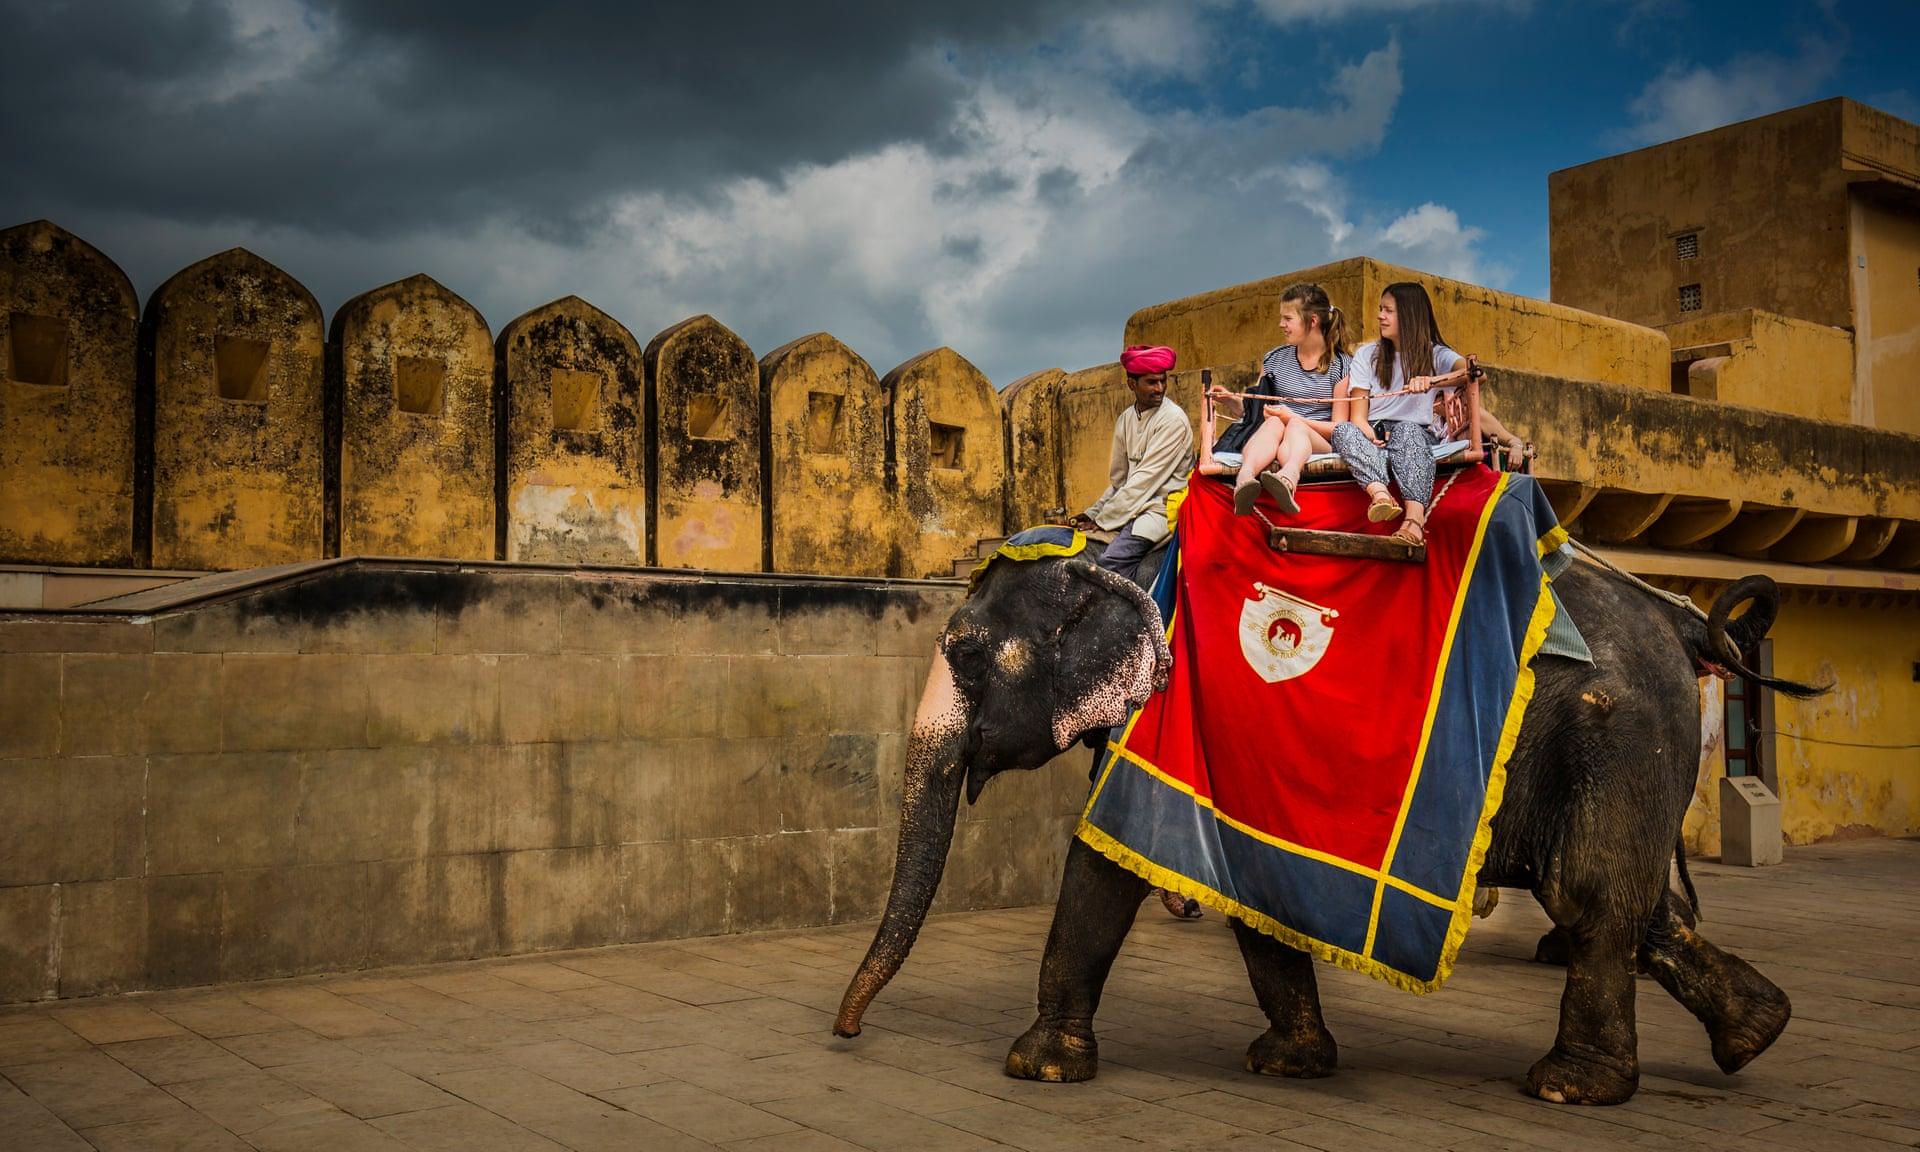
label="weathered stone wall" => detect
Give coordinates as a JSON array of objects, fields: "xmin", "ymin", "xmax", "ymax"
[
  {"xmin": 144, "ymin": 248, "xmax": 325, "ymax": 570},
  {"xmin": 1665, "ymin": 308, "xmax": 1855, "ymax": 423},
  {"xmin": 1123, "ymin": 256, "xmax": 1669, "ymax": 394},
  {"xmin": 761, "ymin": 333, "xmax": 894, "ymax": 576},
  {"xmin": 1003, "ymin": 369, "xmax": 1063, "ymax": 530},
  {"xmin": 1055, "ymin": 363, "xmax": 1129, "ymax": 517},
  {"xmin": 333, "ymin": 275, "xmax": 496, "ymax": 560},
  {"xmin": 498, "ymin": 297, "xmax": 646, "ymax": 565},
  {"xmin": 884, "ymin": 348, "xmax": 1007, "ymax": 578},
  {"xmin": 645, "ymin": 316, "xmax": 764, "ymax": 572},
  {"xmin": 1550, "ymin": 100, "xmax": 1854, "ymax": 335},
  {"xmin": 0, "ymin": 563, "xmax": 1087, "ymax": 1001},
  {"xmin": 0, "ymin": 221, "xmax": 138, "ymax": 566}
]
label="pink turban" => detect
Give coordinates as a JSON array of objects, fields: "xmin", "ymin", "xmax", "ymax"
[{"xmin": 1120, "ymin": 345, "xmax": 1176, "ymax": 376}]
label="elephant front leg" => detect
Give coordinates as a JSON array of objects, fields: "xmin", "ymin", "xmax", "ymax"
[
  {"xmin": 1528, "ymin": 918, "xmax": 1641, "ymax": 1105},
  {"xmin": 1006, "ymin": 838, "xmax": 1149, "ymax": 1082},
  {"xmin": 1233, "ymin": 921, "xmax": 1337, "ymax": 1078},
  {"xmin": 1639, "ymin": 890, "xmax": 1791, "ymax": 1074}
]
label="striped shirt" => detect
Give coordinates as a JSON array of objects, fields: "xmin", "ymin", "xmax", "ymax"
[{"xmin": 1212, "ymin": 345, "xmax": 1350, "ymax": 453}]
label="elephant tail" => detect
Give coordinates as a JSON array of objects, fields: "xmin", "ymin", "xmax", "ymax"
[
  {"xmin": 1673, "ymin": 835, "xmax": 1701, "ymax": 924},
  {"xmin": 1698, "ymin": 577, "xmax": 1828, "ymax": 698}
]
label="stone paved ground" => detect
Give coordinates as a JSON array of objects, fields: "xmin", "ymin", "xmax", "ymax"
[{"xmin": 2, "ymin": 838, "xmax": 1915, "ymax": 1151}]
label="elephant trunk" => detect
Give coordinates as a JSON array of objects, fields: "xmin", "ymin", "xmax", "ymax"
[{"xmin": 834, "ymin": 650, "xmax": 968, "ymax": 1038}]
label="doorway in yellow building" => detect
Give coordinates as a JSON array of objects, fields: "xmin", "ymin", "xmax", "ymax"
[{"xmin": 1724, "ymin": 639, "xmax": 1778, "ymax": 790}]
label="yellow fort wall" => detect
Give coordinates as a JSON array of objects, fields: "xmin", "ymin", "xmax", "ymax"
[
  {"xmin": 883, "ymin": 348, "xmax": 1006, "ymax": 579},
  {"xmin": 1124, "ymin": 256, "xmax": 1669, "ymax": 393},
  {"xmin": 144, "ymin": 248, "xmax": 325, "ymax": 570},
  {"xmin": 1769, "ymin": 594, "xmax": 1920, "ymax": 844},
  {"xmin": 761, "ymin": 333, "xmax": 895, "ymax": 577},
  {"xmin": 1663, "ymin": 309, "xmax": 1856, "ymax": 424},
  {"xmin": 332, "ymin": 275, "xmax": 496, "ymax": 561},
  {"xmin": 1003, "ymin": 368, "xmax": 1064, "ymax": 529},
  {"xmin": 0, "ymin": 222, "xmax": 138, "ymax": 566},
  {"xmin": 498, "ymin": 296, "xmax": 646, "ymax": 566},
  {"xmin": 644, "ymin": 315, "xmax": 764, "ymax": 573},
  {"xmin": 1854, "ymin": 193, "xmax": 1920, "ymax": 436}
]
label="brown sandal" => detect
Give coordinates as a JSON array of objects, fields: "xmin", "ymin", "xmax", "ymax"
[
  {"xmin": 1257, "ymin": 471, "xmax": 1299, "ymax": 516},
  {"xmin": 1367, "ymin": 494, "xmax": 1402, "ymax": 523},
  {"xmin": 1154, "ymin": 888, "xmax": 1204, "ymax": 919},
  {"xmin": 1391, "ymin": 519, "xmax": 1426, "ymax": 545},
  {"xmin": 1233, "ymin": 480, "xmax": 1260, "ymax": 516}
]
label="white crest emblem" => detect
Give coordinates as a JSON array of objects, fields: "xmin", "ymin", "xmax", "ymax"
[{"xmin": 1238, "ymin": 583, "xmax": 1338, "ymax": 684}]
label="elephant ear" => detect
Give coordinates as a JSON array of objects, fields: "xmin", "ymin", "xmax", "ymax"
[{"xmin": 1047, "ymin": 560, "xmax": 1171, "ymax": 751}]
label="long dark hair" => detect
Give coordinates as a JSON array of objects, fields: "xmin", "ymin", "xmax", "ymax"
[
  {"xmin": 1376, "ymin": 281, "xmax": 1446, "ymax": 390},
  {"xmin": 1279, "ymin": 281, "xmax": 1348, "ymax": 369}
]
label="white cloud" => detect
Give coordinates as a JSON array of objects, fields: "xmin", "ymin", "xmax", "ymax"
[
  {"xmin": 80, "ymin": 21, "xmax": 1491, "ymax": 387},
  {"xmin": 1370, "ymin": 202, "xmax": 1497, "ymax": 284},
  {"xmin": 1614, "ymin": 38, "xmax": 1844, "ymax": 147}
]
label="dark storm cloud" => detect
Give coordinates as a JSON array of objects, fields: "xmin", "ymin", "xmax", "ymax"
[{"xmin": 0, "ymin": 0, "xmax": 1111, "ymax": 237}]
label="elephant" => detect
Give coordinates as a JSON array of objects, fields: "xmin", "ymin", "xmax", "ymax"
[{"xmin": 832, "ymin": 541, "xmax": 1823, "ymax": 1106}]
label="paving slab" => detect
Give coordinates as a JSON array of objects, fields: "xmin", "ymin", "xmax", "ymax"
[{"xmin": 0, "ymin": 838, "xmax": 1915, "ymax": 1150}]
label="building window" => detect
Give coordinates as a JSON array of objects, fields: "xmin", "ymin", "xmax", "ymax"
[
  {"xmin": 686, "ymin": 393, "xmax": 732, "ymax": 440},
  {"xmin": 214, "ymin": 335, "xmax": 271, "ymax": 403},
  {"xmin": 7, "ymin": 312, "xmax": 68, "ymax": 387},
  {"xmin": 1678, "ymin": 284, "xmax": 1702, "ymax": 313},
  {"xmin": 1675, "ymin": 232, "xmax": 1698, "ymax": 261},
  {"xmin": 549, "ymin": 368, "xmax": 601, "ymax": 433},
  {"xmin": 393, "ymin": 355, "xmax": 446, "ymax": 416},
  {"xmin": 929, "ymin": 422, "xmax": 965, "ymax": 470},
  {"xmin": 805, "ymin": 391, "xmax": 846, "ymax": 454}
]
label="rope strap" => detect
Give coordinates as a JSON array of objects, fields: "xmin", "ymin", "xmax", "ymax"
[{"xmin": 1566, "ymin": 538, "xmax": 1707, "ymax": 621}]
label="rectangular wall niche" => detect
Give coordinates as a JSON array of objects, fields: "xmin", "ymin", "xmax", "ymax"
[
  {"xmin": 550, "ymin": 368, "xmax": 602, "ymax": 433},
  {"xmin": 686, "ymin": 393, "xmax": 732, "ymax": 440},
  {"xmin": 394, "ymin": 355, "xmax": 447, "ymax": 416},
  {"xmin": 214, "ymin": 335, "xmax": 272, "ymax": 403},
  {"xmin": 806, "ymin": 390, "xmax": 846, "ymax": 454},
  {"xmin": 7, "ymin": 312, "xmax": 69, "ymax": 388},
  {"xmin": 929, "ymin": 422, "xmax": 965, "ymax": 470}
]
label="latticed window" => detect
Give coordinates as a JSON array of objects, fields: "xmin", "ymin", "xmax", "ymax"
[
  {"xmin": 1675, "ymin": 232, "xmax": 1698, "ymax": 260},
  {"xmin": 1679, "ymin": 284, "xmax": 1702, "ymax": 312}
]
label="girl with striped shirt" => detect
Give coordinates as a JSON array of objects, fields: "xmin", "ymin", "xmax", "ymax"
[{"xmin": 1204, "ymin": 282, "xmax": 1351, "ymax": 517}]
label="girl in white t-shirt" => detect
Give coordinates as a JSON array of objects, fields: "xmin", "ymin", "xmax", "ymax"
[{"xmin": 1329, "ymin": 282, "xmax": 1469, "ymax": 545}]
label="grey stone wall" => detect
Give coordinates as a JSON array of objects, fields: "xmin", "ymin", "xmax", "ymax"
[{"xmin": 0, "ymin": 564, "xmax": 1088, "ymax": 1002}]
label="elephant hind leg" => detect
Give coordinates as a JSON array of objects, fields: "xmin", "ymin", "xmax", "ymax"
[
  {"xmin": 1005, "ymin": 837, "xmax": 1149, "ymax": 1083},
  {"xmin": 1639, "ymin": 889, "xmax": 1791, "ymax": 1074},
  {"xmin": 1232, "ymin": 920, "xmax": 1337, "ymax": 1078},
  {"xmin": 1527, "ymin": 910, "xmax": 1642, "ymax": 1105}
]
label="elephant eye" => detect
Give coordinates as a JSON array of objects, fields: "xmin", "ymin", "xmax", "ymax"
[{"xmin": 942, "ymin": 632, "xmax": 990, "ymax": 679}]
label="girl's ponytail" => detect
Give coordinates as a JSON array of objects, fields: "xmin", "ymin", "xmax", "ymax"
[{"xmin": 1324, "ymin": 303, "xmax": 1349, "ymax": 358}]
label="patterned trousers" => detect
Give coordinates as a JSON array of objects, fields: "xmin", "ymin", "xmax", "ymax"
[{"xmin": 1330, "ymin": 420, "xmax": 1440, "ymax": 507}]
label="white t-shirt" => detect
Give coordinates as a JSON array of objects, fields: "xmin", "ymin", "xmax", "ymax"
[{"xmin": 1348, "ymin": 341, "xmax": 1464, "ymax": 428}]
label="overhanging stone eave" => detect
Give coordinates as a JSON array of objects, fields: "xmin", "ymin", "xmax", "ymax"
[{"xmin": 1587, "ymin": 545, "xmax": 1920, "ymax": 593}]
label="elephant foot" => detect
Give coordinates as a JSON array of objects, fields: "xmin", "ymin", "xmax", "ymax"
[
  {"xmin": 1533, "ymin": 926, "xmax": 1571, "ymax": 966},
  {"xmin": 1246, "ymin": 1024, "xmax": 1338, "ymax": 1079},
  {"xmin": 1006, "ymin": 1022, "xmax": 1098, "ymax": 1082},
  {"xmin": 1705, "ymin": 962, "xmax": 1792, "ymax": 1074},
  {"xmin": 1639, "ymin": 896, "xmax": 1792, "ymax": 1075},
  {"xmin": 1525, "ymin": 1044, "xmax": 1637, "ymax": 1106}
]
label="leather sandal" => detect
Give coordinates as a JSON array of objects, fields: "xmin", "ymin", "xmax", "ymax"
[
  {"xmin": 1258, "ymin": 471, "xmax": 1299, "ymax": 516},
  {"xmin": 1391, "ymin": 519, "xmax": 1426, "ymax": 545},
  {"xmin": 1367, "ymin": 494, "xmax": 1403, "ymax": 522},
  {"xmin": 1233, "ymin": 480, "xmax": 1260, "ymax": 516},
  {"xmin": 1154, "ymin": 888, "xmax": 1204, "ymax": 919}
]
